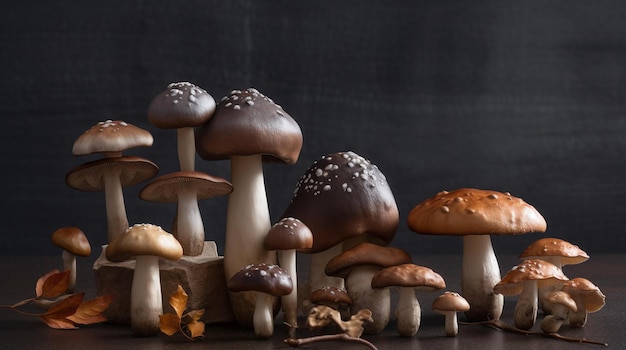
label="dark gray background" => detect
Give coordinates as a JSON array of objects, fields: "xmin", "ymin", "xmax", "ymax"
[{"xmin": 1, "ymin": 1, "xmax": 625, "ymax": 257}]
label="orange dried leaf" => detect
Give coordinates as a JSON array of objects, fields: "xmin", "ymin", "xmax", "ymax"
[
  {"xmin": 159, "ymin": 313, "xmax": 181, "ymax": 336},
  {"xmin": 169, "ymin": 285, "xmax": 188, "ymax": 318},
  {"xmin": 40, "ymin": 316, "xmax": 79, "ymax": 330},
  {"xmin": 186, "ymin": 319, "xmax": 205, "ymax": 339},
  {"xmin": 39, "ymin": 270, "xmax": 71, "ymax": 299},
  {"xmin": 43, "ymin": 293, "xmax": 84, "ymax": 319},
  {"xmin": 35, "ymin": 270, "xmax": 61, "ymax": 297},
  {"xmin": 184, "ymin": 309, "xmax": 205, "ymax": 322},
  {"xmin": 66, "ymin": 295, "xmax": 113, "ymax": 325}
]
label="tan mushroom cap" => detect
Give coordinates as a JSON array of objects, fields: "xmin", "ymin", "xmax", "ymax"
[
  {"xmin": 227, "ymin": 263, "xmax": 293, "ymax": 296},
  {"xmin": 562, "ymin": 278, "xmax": 606, "ymax": 312},
  {"xmin": 50, "ymin": 227, "xmax": 91, "ymax": 257},
  {"xmin": 519, "ymin": 237, "xmax": 589, "ymax": 266},
  {"xmin": 407, "ymin": 188, "xmax": 547, "ymax": 236},
  {"xmin": 371, "ymin": 264, "xmax": 446, "ymax": 291},
  {"xmin": 105, "ymin": 223, "xmax": 183, "ymax": 262},
  {"xmin": 494, "ymin": 259, "xmax": 569, "ymax": 296},
  {"xmin": 325, "ymin": 243, "xmax": 412, "ymax": 279},
  {"xmin": 147, "ymin": 82, "xmax": 216, "ymax": 129},
  {"xmin": 432, "ymin": 291, "xmax": 471, "ymax": 313},
  {"xmin": 139, "ymin": 171, "xmax": 233, "ymax": 202},
  {"xmin": 72, "ymin": 120, "xmax": 154, "ymax": 156},
  {"xmin": 264, "ymin": 217, "xmax": 313, "ymax": 251},
  {"xmin": 196, "ymin": 88, "xmax": 303, "ymax": 164},
  {"xmin": 546, "ymin": 291, "xmax": 578, "ymax": 312},
  {"xmin": 310, "ymin": 286, "xmax": 352, "ymax": 307},
  {"xmin": 66, "ymin": 156, "xmax": 159, "ymax": 191}
]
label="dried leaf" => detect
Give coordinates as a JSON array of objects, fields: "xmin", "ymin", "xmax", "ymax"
[
  {"xmin": 169, "ymin": 285, "xmax": 188, "ymax": 319},
  {"xmin": 159, "ymin": 314, "xmax": 181, "ymax": 336},
  {"xmin": 41, "ymin": 317, "xmax": 79, "ymax": 330},
  {"xmin": 186, "ymin": 319, "xmax": 205, "ymax": 339},
  {"xmin": 184, "ymin": 309, "xmax": 205, "ymax": 322},
  {"xmin": 38, "ymin": 270, "xmax": 71, "ymax": 299},
  {"xmin": 40, "ymin": 293, "xmax": 84, "ymax": 329},
  {"xmin": 35, "ymin": 270, "xmax": 61, "ymax": 297},
  {"xmin": 66, "ymin": 295, "xmax": 113, "ymax": 325}
]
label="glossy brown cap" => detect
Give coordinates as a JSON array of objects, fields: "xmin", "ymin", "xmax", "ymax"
[
  {"xmin": 72, "ymin": 120, "xmax": 153, "ymax": 156},
  {"xmin": 519, "ymin": 237, "xmax": 589, "ymax": 266},
  {"xmin": 562, "ymin": 278, "xmax": 606, "ymax": 312},
  {"xmin": 139, "ymin": 171, "xmax": 233, "ymax": 202},
  {"xmin": 227, "ymin": 263, "xmax": 293, "ymax": 296},
  {"xmin": 310, "ymin": 286, "xmax": 352, "ymax": 307},
  {"xmin": 432, "ymin": 291, "xmax": 471, "ymax": 313},
  {"xmin": 106, "ymin": 223, "xmax": 183, "ymax": 262},
  {"xmin": 66, "ymin": 156, "xmax": 159, "ymax": 191},
  {"xmin": 195, "ymin": 88, "xmax": 302, "ymax": 164},
  {"xmin": 147, "ymin": 82, "xmax": 216, "ymax": 129},
  {"xmin": 494, "ymin": 259, "xmax": 568, "ymax": 296},
  {"xmin": 282, "ymin": 151, "xmax": 399, "ymax": 253},
  {"xmin": 50, "ymin": 227, "xmax": 91, "ymax": 257},
  {"xmin": 371, "ymin": 264, "xmax": 446, "ymax": 291},
  {"xmin": 325, "ymin": 243, "xmax": 412, "ymax": 278},
  {"xmin": 264, "ymin": 217, "xmax": 313, "ymax": 251},
  {"xmin": 408, "ymin": 188, "xmax": 547, "ymax": 236}
]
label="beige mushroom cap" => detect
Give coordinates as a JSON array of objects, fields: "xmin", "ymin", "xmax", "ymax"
[
  {"xmin": 371, "ymin": 264, "xmax": 446, "ymax": 291},
  {"xmin": 72, "ymin": 120, "xmax": 153, "ymax": 156},
  {"xmin": 519, "ymin": 237, "xmax": 589, "ymax": 266},
  {"xmin": 105, "ymin": 223, "xmax": 183, "ymax": 262},
  {"xmin": 562, "ymin": 278, "xmax": 606, "ymax": 312},
  {"xmin": 494, "ymin": 259, "xmax": 569, "ymax": 296},
  {"xmin": 325, "ymin": 243, "xmax": 412, "ymax": 279},
  {"xmin": 139, "ymin": 171, "xmax": 233, "ymax": 202},
  {"xmin": 432, "ymin": 291, "xmax": 471, "ymax": 313},
  {"xmin": 264, "ymin": 217, "xmax": 313, "ymax": 251},
  {"xmin": 407, "ymin": 188, "xmax": 547, "ymax": 236},
  {"xmin": 50, "ymin": 227, "xmax": 91, "ymax": 257},
  {"xmin": 546, "ymin": 291, "xmax": 578, "ymax": 312}
]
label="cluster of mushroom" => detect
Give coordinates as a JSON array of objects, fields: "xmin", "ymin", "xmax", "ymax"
[{"xmin": 494, "ymin": 237, "xmax": 605, "ymax": 333}]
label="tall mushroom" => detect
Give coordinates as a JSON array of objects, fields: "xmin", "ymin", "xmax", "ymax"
[
  {"xmin": 147, "ymin": 81, "xmax": 216, "ymax": 172},
  {"xmin": 196, "ymin": 88, "xmax": 302, "ymax": 326},
  {"xmin": 139, "ymin": 171, "xmax": 233, "ymax": 256},
  {"xmin": 50, "ymin": 227, "xmax": 91, "ymax": 293},
  {"xmin": 105, "ymin": 224, "xmax": 183, "ymax": 336},
  {"xmin": 281, "ymin": 151, "xmax": 399, "ymax": 312},
  {"xmin": 407, "ymin": 188, "xmax": 547, "ymax": 321}
]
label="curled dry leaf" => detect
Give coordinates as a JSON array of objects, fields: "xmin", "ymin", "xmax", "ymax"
[
  {"xmin": 169, "ymin": 285, "xmax": 189, "ymax": 319},
  {"xmin": 40, "ymin": 293, "xmax": 84, "ymax": 329},
  {"xmin": 159, "ymin": 314, "xmax": 181, "ymax": 336},
  {"xmin": 159, "ymin": 285, "xmax": 205, "ymax": 341},
  {"xmin": 37, "ymin": 270, "xmax": 71, "ymax": 299},
  {"xmin": 67, "ymin": 295, "xmax": 113, "ymax": 325}
]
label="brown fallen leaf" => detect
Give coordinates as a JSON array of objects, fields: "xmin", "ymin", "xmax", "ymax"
[
  {"xmin": 159, "ymin": 285, "xmax": 205, "ymax": 341},
  {"xmin": 67, "ymin": 295, "xmax": 113, "ymax": 325},
  {"xmin": 38, "ymin": 270, "xmax": 71, "ymax": 299},
  {"xmin": 40, "ymin": 293, "xmax": 84, "ymax": 329}
]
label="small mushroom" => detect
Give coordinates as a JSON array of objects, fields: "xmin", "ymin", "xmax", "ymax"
[
  {"xmin": 106, "ymin": 224, "xmax": 183, "ymax": 336},
  {"xmin": 72, "ymin": 119, "xmax": 154, "ymax": 159},
  {"xmin": 432, "ymin": 291, "xmax": 470, "ymax": 337},
  {"xmin": 50, "ymin": 227, "xmax": 91, "ymax": 293},
  {"xmin": 227, "ymin": 263, "xmax": 293, "ymax": 338},
  {"xmin": 371, "ymin": 264, "xmax": 446, "ymax": 336},
  {"xmin": 494, "ymin": 259, "xmax": 568, "ymax": 330},
  {"xmin": 311, "ymin": 286, "xmax": 352, "ymax": 310},
  {"xmin": 540, "ymin": 291, "xmax": 577, "ymax": 333},
  {"xmin": 562, "ymin": 277, "xmax": 605, "ymax": 328}
]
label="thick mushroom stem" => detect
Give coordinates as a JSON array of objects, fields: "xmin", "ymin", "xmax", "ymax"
[
  {"xmin": 103, "ymin": 168, "xmax": 128, "ymax": 243},
  {"xmin": 224, "ymin": 155, "xmax": 277, "ymax": 324},
  {"xmin": 568, "ymin": 294, "xmax": 588, "ymax": 328},
  {"xmin": 61, "ymin": 250, "xmax": 77, "ymax": 293},
  {"xmin": 130, "ymin": 255, "xmax": 162, "ymax": 336},
  {"xmin": 176, "ymin": 187, "xmax": 204, "ymax": 256},
  {"xmin": 278, "ymin": 249, "xmax": 298, "ymax": 336},
  {"xmin": 513, "ymin": 280, "xmax": 538, "ymax": 330},
  {"xmin": 396, "ymin": 287, "xmax": 421, "ymax": 337},
  {"xmin": 177, "ymin": 127, "xmax": 196, "ymax": 172},
  {"xmin": 253, "ymin": 292, "xmax": 274, "ymax": 338},
  {"xmin": 345, "ymin": 266, "xmax": 390, "ymax": 334},
  {"xmin": 441, "ymin": 311, "xmax": 460, "ymax": 336},
  {"xmin": 462, "ymin": 234, "xmax": 503, "ymax": 321}
]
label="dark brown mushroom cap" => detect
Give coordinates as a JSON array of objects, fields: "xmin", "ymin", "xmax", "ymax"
[
  {"xmin": 66, "ymin": 156, "xmax": 159, "ymax": 191},
  {"xmin": 264, "ymin": 217, "xmax": 313, "ymax": 251},
  {"xmin": 371, "ymin": 264, "xmax": 446, "ymax": 291},
  {"xmin": 325, "ymin": 243, "xmax": 412, "ymax": 278},
  {"xmin": 282, "ymin": 151, "xmax": 399, "ymax": 253},
  {"xmin": 195, "ymin": 88, "xmax": 302, "ymax": 164},
  {"xmin": 72, "ymin": 120, "xmax": 154, "ymax": 156},
  {"xmin": 519, "ymin": 237, "xmax": 589, "ymax": 266},
  {"xmin": 147, "ymin": 82, "xmax": 216, "ymax": 129},
  {"xmin": 50, "ymin": 227, "xmax": 91, "ymax": 257},
  {"xmin": 494, "ymin": 259, "xmax": 569, "ymax": 296},
  {"xmin": 310, "ymin": 286, "xmax": 352, "ymax": 306},
  {"xmin": 139, "ymin": 171, "xmax": 233, "ymax": 202},
  {"xmin": 106, "ymin": 223, "xmax": 183, "ymax": 262},
  {"xmin": 227, "ymin": 263, "xmax": 293, "ymax": 296},
  {"xmin": 407, "ymin": 188, "xmax": 547, "ymax": 236}
]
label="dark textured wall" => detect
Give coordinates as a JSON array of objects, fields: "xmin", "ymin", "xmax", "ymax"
[{"xmin": 1, "ymin": 1, "xmax": 625, "ymax": 257}]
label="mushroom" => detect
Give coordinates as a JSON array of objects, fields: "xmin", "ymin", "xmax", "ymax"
[
  {"xmin": 371, "ymin": 264, "xmax": 446, "ymax": 336},
  {"xmin": 281, "ymin": 151, "xmax": 399, "ymax": 313},
  {"xmin": 147, "ymin": 82, "xmax": 216, "ymax": 172},
  {"xmin": 540, "ymin": 291, "xmax": 577, "ymax": 333},
  {"xmin": 72, "ymin": 120, "xmax": 154, "ymax": 159},
  {"xmin": 432, "ymin": 291, "xmax": 470, "ymax": 337},
  {"xmin": 311, "ymin": 286, "xmax": 352, "ymax": 311},
  {"xmin": 494, "ymin": 259, "xmax": 568, "ymax": 330},
  {"xmin": 407, "ymin": 188, "xmax": 547, "ymax": 321},
  {"xmin": 325, "ymin": 243, "xmax": 412, "ymax": 334},
  {"xmin": 263, "ymin": 217, "xmax": 313, "ymax": 336},
  {"xmin": 562, "ymin": 277, "xmax": 605, "ymax": 328},
  {"xmin": 196, "ymin": 88, "xmax": 302, "ymax": 326},
  {"xmin": 50, "ymin": 227, "xmax": 91, "ymax": 293},
  {"xmin": 105, "ymin": 224, "xmax": 183, "ymax": 336},
  {"xmin": 519, "ymin": 237, "xmax": 589, "ymax": 313},
  {"xmin": 139, "ymin": 171, "xmax": 233, "ymax": 256},
  {"xmin": 227, "ymin": 263, "xmax": 293, "ymax": 338}
]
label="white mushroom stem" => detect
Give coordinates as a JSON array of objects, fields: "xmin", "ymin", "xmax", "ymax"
[
  {"xmin": 540, "ymin": 304, "xmax": 570, "ymax": 333},
  {"xmin": 462, "ymin": 234, "xmax": 503, "ymax": 321},
  {"xmin": 130, "ymin": 255, "xmax": 163, "ymax": 336},
  {"xmin": 278, "ymin": 249, "xmax": 298, "ymax": 335},
  {"xmin": 396, "ymin": 287, "xmax": 421, "ymax": 337},
  {"xmin": 103, "ymin": 167, "xmax": 129, "ymax": 243},
  {"xmin": 253, "ymin": 292, "xmax": 274, "ymax": 338},
  {"xmin": 176, "ymin": 186, "xmax": 204, "ymax": 256},
  {"xmin": 177, "ymin": 127, "xmax": 196, "ymax": 172},
  {"xmin": 345, "ymin": 266, "xmax": 390, "ymax": 334},
  {"xmin": 513, "ymin": 280, "xmax": 538, "ymax": 330},
  {"xmin": 223, "ymin": 155, "xmax": 276, "ymax": 324},
  {"xmin": 568, "ymin": 294, "xmax": 588, "ymax": 328},
  {"xmin": 61, "ymin": 250, "xmax": 77, "ymax": 293},
  {"xmin": 436, "ymin": 310, "xmax": 460, "ymax": 336}
]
